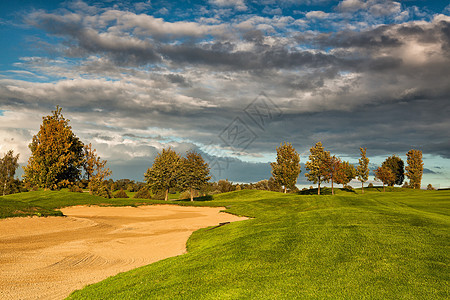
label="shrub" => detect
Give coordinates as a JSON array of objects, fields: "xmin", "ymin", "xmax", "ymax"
[
  {"xmin": 179, "ymin": 190, "xmax": 191, "ymax": 200},
  {"xmin": 427, "ymin": 184, "xmax": 435, "ymax": 190},
  {"xmin": 133, "ymin": 188, "xmax": 152, "ymax": 199},
  {"xmin": 152, "ymin": 190, "xmax": 166, "ymax": 200},
  {"xmin": 69, "ymin": 185, "xmax": 83, "ymax": 193},
  {"xmin": 114, "ymin": 189, "xmax": 129, "ymax": 198},
  {"xmin": 89, "ymin": 178, "xmax": 112, "ymax": 199},
  {"xmin": 368, "ymin": 183, "xmax": 374, "ymax": 188}
]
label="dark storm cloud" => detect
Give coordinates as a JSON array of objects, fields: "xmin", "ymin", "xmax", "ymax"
[
  {"xmin": 2, "ymin": 2, "xmax": 449, "ymax": 184},
  {"xmin": 298, "ymin": 25, "xmax": 403, "ymax": 49}
]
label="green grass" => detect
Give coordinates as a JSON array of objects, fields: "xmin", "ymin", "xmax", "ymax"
[
  {"xmin": 61, "ymin": 189, "xmax": 450, "ymax": 299},
  {"xmin": 1, "ymin": 188, "xmax": 448, "ymax": 298},
  {"xmin": 0, "ymin": 190, "xmax": 171, "ymax": 218}
]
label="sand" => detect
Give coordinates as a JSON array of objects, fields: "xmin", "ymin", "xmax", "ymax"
[{"xmin": 0, "ymin": 205, "xmax": 247, "ymax": 300}]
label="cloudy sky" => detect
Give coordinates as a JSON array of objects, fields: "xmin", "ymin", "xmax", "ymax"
[{"xmin": 0, "ymin": 0, "xmax": 449, "ymax": 188}]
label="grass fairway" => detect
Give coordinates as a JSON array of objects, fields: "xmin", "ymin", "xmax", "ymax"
[{"xmin": 63, "ymin": 189, "xmax": 450, "ymax": 299}]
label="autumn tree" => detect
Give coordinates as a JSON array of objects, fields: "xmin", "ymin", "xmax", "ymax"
[
  {"xmin": 270, "ymin": 142, "xmax": 301, "ymax": 193},
  {"xmin": 0, "ymin": 150, "xmax": 20, "ymax": 196},
  {"xmin": 178, "ymin": 151, "xmax": 211, "ymax": 201},
  {"xmin": 83, "ymin": 143, "xmax": 97, "ymax": 181},
  {"xmin": 374, "ymin": 166, "xmax": 395, "ymax": 192},
  {"xmin": 336, "ymin": 161, "xmax": 356, "ymax": 189},
  {"xmin": 87, "ymin": 147, "xmax": 112, "ymax": 198},
  {"xmin": 305, "ymin": 142, "xmax": 331, "ymax": 195},
  {"xmin": 268, "ymin": 177, "xmax": 282, "ymax": 192},
  {"xmin": 356, "ymin": 147, "xmax": 370, "ymax": 193},
  {"xmin": 405, "ymin": 149, "xmax": 424, "ymax": 189},
  {"xmin": 23, "ymin": 107, "xmax": 84, "ymax": 189},
  {"xmin": 324, "ymin": 155, "xmax": 342, "ymax": 195},
  {"xmin": 145, "ymin": 148, "xmax": 180, "ymax": 201},
  {"xmin": 382, "ymin": 155, "xmax": 404, "ymax": 186}
]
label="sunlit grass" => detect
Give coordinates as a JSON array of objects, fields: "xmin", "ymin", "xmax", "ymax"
[{"xmin": 64, "ymin": 189, "xmax": 449, "ymax": 299}]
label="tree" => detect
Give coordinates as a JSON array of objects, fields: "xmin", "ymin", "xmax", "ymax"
[
  {"xmin": 356, "ymin": 147, "xmax": 370, "ymax": 193},
  {"xmin": 336, "ymin": 161, "xmax": 356, "ymax": 188},
  {"xmin": 144, "ymin": 148, "xmax": 180, "ymax": 201},
  {"xmin": 268, "ymin": 177, "xmax": 282, "ymax": 192},
  {"xmin": 0, "ymin": 150, "xmax": 20, "ymax": 196},
  {"xmin": 305, "ymin": 142, "xmax": 331, "ymax": 195},
  {"xmin": 178, "ymin": 151, "xmax": 211, "ymax": 201},
  {"xmin": 324, "ymin": 155, "xmax": 342, "ymax": 195},
  {"xmin": 270, "ymin": 142, "xmax": 301, "ymax": 193},
  {"xmin": 374, "ymin": 166, "xmax": 395, "ymax": 192},
  {"xmin": 382, "ymin": 155, "xmax": 404, "ymax": 186},
  {"xmin": 23, "ymin": 107, "xmax": 84, "ymax": 189},
  {"xmin": 88, "ymin": 151, "xmax": 112, "ymax": 198},
  {"xmin": 405, "ymin": 149, "xmax": 424, "ymax": 189},
  {"xmin": 83, "ymin": 143, "xmax": 96, "ymax": 181}
]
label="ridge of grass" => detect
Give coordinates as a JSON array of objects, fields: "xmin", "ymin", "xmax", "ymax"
[{"xmin": 65, "ymin": 189, "xmax": 449, "ymax": 299}]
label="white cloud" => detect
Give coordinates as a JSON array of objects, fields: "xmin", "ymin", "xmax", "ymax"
[
  {"xmin": 338, "ymin": 0, "xmax": 367, "ymax": 12},
  {"xmin": 305, "ymin": 11, "xmax": 330, "ymax": 19},
  {"xmin": 209, "ymin": 0, "xmax": 247, "ymax": 11}
]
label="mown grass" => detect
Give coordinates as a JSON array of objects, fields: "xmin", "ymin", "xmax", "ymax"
[
  {"xmin": 0, "ymin": 190, "xmax": 170, "ymax": 219},
  {"xmin": 62, "ymin": 189, "xmax": 450, "ymax": 299}
]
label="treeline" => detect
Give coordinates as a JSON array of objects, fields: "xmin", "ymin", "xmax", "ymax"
[
  {"xmin": 270, "ymin": 142, "xmax": 424, "ymax": 195},
  {"xmin": 0, "ymin": 107, "xmax": 428, "ymax": 199}
]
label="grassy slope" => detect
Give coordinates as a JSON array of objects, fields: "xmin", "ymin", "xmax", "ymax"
[
  {"xmin": 0, "ymin": 190, "xmax": 169, "ymax": 218},
  {"xmin": 66, "ymin": 189, "xmax": 449, "ymax": 299}
]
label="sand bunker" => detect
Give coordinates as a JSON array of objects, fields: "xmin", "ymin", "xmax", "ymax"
[{"xmin": 0, "ymin": 205, "xmax": 247, "ymax": 300}]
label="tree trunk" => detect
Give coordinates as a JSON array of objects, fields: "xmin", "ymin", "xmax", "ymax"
[
  {"xmin": 3, "ymin": 180, "xmax": 6, "ymax": 196},
  {"xmin": 283, "ymin": 186, "xmax": 287, "ymax": 193},
  {"xmin": 331, "ymin": 177, "xmax": 334, "ymax": 195},
  {"xmin": 318, "ymin": 182, "xmax": 321, "ymax": 195},
  {"xmin": 165, "ymin": 188, "xmax": 169, "ymax": 201},
  {"xmin": 361, "ymin": 182, "xmax": 364, "ymax": 194},
  {"xmin": 383, "ymin": 183, "xmax": 385, "ymax": 192},
  {"xmin": 190, "ymin": 187, "xmax": 194, "ymax": 202}
]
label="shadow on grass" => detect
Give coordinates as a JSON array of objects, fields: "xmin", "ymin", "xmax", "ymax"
[
  {"xmin": 176, "ymin": 195, "xmax": 214, "ymax": 202},
  {"xmin": 297, "ymin": 187, "xmax": 357, "ymax": 195}
]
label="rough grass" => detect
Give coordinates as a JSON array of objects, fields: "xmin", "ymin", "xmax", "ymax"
[{"xmin": 64, "ymin": 189, "xmax": 449, "ymax": 299}]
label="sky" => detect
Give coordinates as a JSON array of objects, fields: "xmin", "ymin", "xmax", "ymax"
[{"xmin": 0, "ymin": 0, "xmax": 449, "ymax": 188}]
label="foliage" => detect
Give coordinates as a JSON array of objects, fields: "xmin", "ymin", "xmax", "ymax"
[
  {"xmin": 69, "ymin": 185, "xmax": 83, "ymax": 193},
  {"xmin": 270, "ymin": 142, "xmax": 301, "ymax": 193},
  {"xmin": 23, "ymin": 107, "xmax": 84, "ymax": 189},
  {"xmin": 323, "ymin": 155, "xmax": 342, "ymax": 195},
  {"xmin": 145, "ymin": 148, "xmax": 180, "ymax": 201},
  {"xmin": 405, "ymin": 149, "xmax": 424, "ymax": 189},
  {"xmin": 178, "ymin": 151, "xmax": 211, "ymax": 201},
  {"xmin": 217, "ymin": 179, "xmax": 235, "ymax": 193},
  {"xmin": 374, "ymin": 166, "xmax": 395, "ymax": 192},
  {"xmin": 335, "ymin": 161, "xmax": 356, "ymax": 187},
  {"xmin": 382, "ymin": 155, "xmax": 404, "ymax": 186},
  {"xmin": 133, "ymin": 188, "xmax": 152, "ymax": 199},
  {"xmin": 427, "ymin": 184, "xmax": 435, "ymax": 190},
  {"xmin": 114, "ymin": 189, "xmax": 129, "ymax": 198},
  {"xmin": 356, "ymin": 147, "xmax": 370, "ymax": 193},
  {"xmin": 268, "ymin": 177, "xmax": 282, "ymax": 192},
  {"xmin": 82, "ymin": 143, "xmax": 96, "ymax": 181},
  {"xmin": 89, "ymin": 179, "xmax": 112, "ymax": 198},
  {"xmin": 0, "ymin": 150, "xmax": 20, "ymax": 196},
  {"xmin": 305, "ymin": 142, "xmax": 331, "ymax": 195}
]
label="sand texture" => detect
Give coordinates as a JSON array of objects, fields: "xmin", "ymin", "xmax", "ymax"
[{"xmin": 0, "ymin": 205, "xmax": 246, "ymax": 300}]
